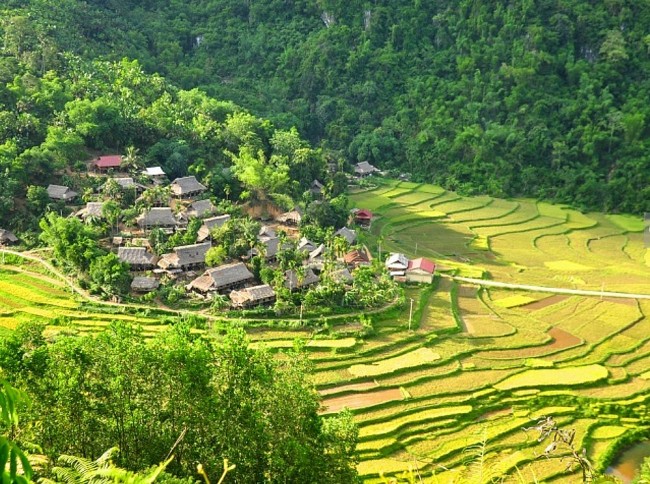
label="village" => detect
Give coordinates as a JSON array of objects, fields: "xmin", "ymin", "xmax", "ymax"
[{"xmin": 1, "ymin": 155, "xmax": 434, "ymax": 313}]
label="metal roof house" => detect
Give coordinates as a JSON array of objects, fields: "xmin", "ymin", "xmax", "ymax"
[
  {"xmin": 142, "ymin": 166, "xmax": 166, "ymax": 177},
  {"xmin": 406, "ymin": 257, "xmax": 436, "ymax": 284},
  {"xmin": 385, "ymin": 253, "xmax": 409, "ymax": 277},
  {"xmin": 47, "ymin": 184, "xmax": 78, "ymax": 202},
  {"xmin": 170, "ymin": 176, "xmax": 207, "ymax": 198},
  {"xmin": 93, "ymin": 155, "xmax": 122, "ymax": 171}
]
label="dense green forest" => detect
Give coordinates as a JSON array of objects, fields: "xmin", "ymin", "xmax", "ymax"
[{"xmin": 3, "ymin": 0, "xmax": 650, "ymax": 212}]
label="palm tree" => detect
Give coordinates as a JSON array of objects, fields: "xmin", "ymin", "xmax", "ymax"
[{"xmin": 122, "ymin": 146, "xmax": 142, "ymax": 174}]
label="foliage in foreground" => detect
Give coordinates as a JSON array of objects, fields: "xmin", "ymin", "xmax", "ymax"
[{"xmin": 0, "ymin": 322, "xmax": 359, "ymax": 483}]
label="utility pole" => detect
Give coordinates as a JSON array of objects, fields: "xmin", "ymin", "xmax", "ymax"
[
  {"xmin": 300, "ymin": 303, "xmax": 304, "ymax": 323},
  {"xmin": 408, "ymin": 298, "xmax": 414, "ymax": 331}
]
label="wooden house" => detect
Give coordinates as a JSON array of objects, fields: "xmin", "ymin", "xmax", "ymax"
[
  {"xmin": 187, "ymin": 262, "xmax": 254, "ymax": 293},
  {"xmin": 137, "ymin": 208, "xmax": 177, "ymax": 230},
  {"xmin": 76, "ymin": 202, "xmax": 104, "ymax": 221},
  {"xmin": 47, "ymin": 184, "xmax": 77, "ymax": 202},
  {"xmin": 117, "ymin": 247, "xmax": 157, "ymax": 271},
  {"xmin": 0, "ymin": 229, "xmax": 18, "ymax": 245},
  {"xmin": 93, "ymin": 155, "xmax": 122, "ymax": 172},
  {"xmin": 354, "ymin": 209, "xmax": 373, "ymax": 228},
  {"xmin": 229, "ymin": 284, "xmax": 275, "ymax": 308},
  {"xmin": 277, "ymin": 210, "xmax": 302, "ymax": 226},
  {"xmin": 196, "ymin": 214, "xmax": 231, "ymax": 242},
  {"xmin": 131, "ymin": 276, "xmax": 160, "ymax": 292},
  {"xmin": 170, "ymin": 176, "xmax": 207, "ymax": 198}
]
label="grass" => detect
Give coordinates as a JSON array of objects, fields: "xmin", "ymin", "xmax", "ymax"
[{"xmin": 494, "ymin": 365, "xmax": 609, "ymax": 391}]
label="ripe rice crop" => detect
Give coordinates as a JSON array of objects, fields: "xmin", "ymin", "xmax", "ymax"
[
  {"xmin": 348, "ymin": 347, "xmax": 440, "ymax": 377},
  {"xmin": 358, "ymin": 405, "xmax": 473, "ymax": 439},
  {"xmin": 590, "ymin": 425, "xmax": 627, "ymax": 439},
  {"xmin": 493, "ymin": 295, "xmax": 539, "ymax": 308},
  {"xmin": 494, "ymin": 364, "xmax": 608, "ymax": 391}
]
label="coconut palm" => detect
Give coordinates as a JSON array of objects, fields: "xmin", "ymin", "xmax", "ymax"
[{"xmin": 121, "ymin": 146, "xmax": 142, "ymax": 174}]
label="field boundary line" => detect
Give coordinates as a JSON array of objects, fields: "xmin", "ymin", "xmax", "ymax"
[{"xmin": 450, "ymin": 276, "xmax": 650, "ymax": 300}]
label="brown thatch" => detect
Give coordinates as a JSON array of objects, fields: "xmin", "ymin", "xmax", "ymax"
[{"xmin": 229, "ymin": 284, "xmax": 275, "ymax": 307}]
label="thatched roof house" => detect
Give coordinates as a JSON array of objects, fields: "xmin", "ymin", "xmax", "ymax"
[
  {"xmin": 170, "ymin": 176, "xmax": 206, "ymax": 198},
  {"xmin": 335, "ymin": 226, "xmax": 357, "ymax": 245},
  {"xmin": 196, "ymin": 214, "xmax": 231, "ymax": 242},
  {"xmin": 297, "ymin": 237, "xmax": 316, "ymax": 253},
  {"xmin": 276, "ymin": 210, "xmax": 302, "ymax": 226},
  {"xmin": 137, "ymin": 208, "xmax": 177, "ymax": 229},
  {"xmin": 354, "ymin": 161, "xmax": 380, "ymax": 177},
  {"xmin": 259, "ymin": 225, "xmax": 277, "ymax": 240},
  {"xmin": 117, "ymin": 247, "xmax": 157, "ymax": 270},
  {"xmin": 0, "ymin": 229, "xmax": 18, "ymax": 245},
  {"xmin": 330, "ymin": 267, "xmax": 353, "ymax": 284},
  {"xmin": 284, "ymin": 268, "xmax": 319, "ymax": 291},
  {"xmin": 47, "ymin": 184, "xmax": 77, "ymax": 201},
  {"xmin": 131, "ymin": 276, "xmax": 160, "ymax": 292},
  {"xmin": 157, "ymin": 242, "xmax": 211, "ymax": 271},
  {"xmin": 229, "ymin": 284, "xmax": 275, "ymax": 308},
  {"xmin": 76, "ymin": 202, "xmax": 104, "ymax": 220},
  {"xmin": 188, "ymin": 262, "xmax": 254, "ymax": 293},
  {"xmin": 188, "ymin": 199, "xmax": 216, "ymax": 218},
  {"xmin": 142, "ymin": 166, "xmax": 166, "ymax": 177}
]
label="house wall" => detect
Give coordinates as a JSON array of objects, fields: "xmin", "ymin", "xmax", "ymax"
[{"xmin": 406, "ymin": 272, "xmax": 433, "ymax": 284}]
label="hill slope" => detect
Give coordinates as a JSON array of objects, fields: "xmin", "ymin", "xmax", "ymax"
[{"xmin": 2, "ymin": 0, "xmax": 650, "ymax": 211}]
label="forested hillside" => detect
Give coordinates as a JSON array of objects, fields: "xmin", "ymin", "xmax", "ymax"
[{"xmin": 2, "ymin": 0, "xmax": 650, "ymax": 212}]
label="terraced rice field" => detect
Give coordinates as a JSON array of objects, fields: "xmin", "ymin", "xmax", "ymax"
[
  {"xmin": 3, "ymin": 179, "xmax": 650, "ymax": 482},
  {"xmin": 332, "ymin": 180, "xmax": 650, "ymax": 481},
  {"xmin": 0, "ymin": 264, "xmax": 169, "ymax": 337}
]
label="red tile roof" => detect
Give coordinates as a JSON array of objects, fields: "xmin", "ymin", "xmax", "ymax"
[
  {"xmin": 355, "ymin": 209, "xmax": 373, "ymax": 220},
  {"xmin": 95, "ymin": 155, "xmax": 122, "ymax": 168},
  {"xmin": 407, "ymin": 257, "xmax": 436, "ymax": 274}
]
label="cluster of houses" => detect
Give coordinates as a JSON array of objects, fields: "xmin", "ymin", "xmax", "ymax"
[
  {"xmin": 385, "ymin": 253, "xmax": 436, "ymax": 284},
  {"xmin": 33, "ymin": 154, "xmax": 382, "ymax": 308},
  {"xmin": 1, "ymin": 154, "xmax": 417, "ymax": 310}
]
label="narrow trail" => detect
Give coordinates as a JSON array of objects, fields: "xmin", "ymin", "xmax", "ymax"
[
  {"xmin": 0, "ymin": 249, "xmax": 398, "ymax": 324},
  {"xmin": 451, "ymin": 275, "xmax": 650, "ymax": 300}
]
